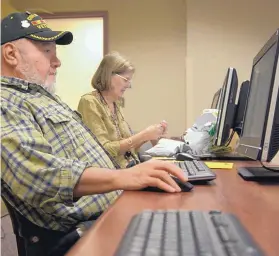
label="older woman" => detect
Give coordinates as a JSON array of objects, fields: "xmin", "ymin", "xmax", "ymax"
[{"xmin": 78, "ymin": 52, "xmax": 167, "ymax": 168}]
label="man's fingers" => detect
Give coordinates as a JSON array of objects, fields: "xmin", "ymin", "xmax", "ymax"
[
  {"xmin": 146, "ymin": 177, "xmax": 176, "ymax": 193},
  {"xmin": 150, "ymin": 160, "xmax": 188, "ymax": 182},
  {"xmin": 150, "ymin": 170, "xmax": 181, "ymax": 192}
]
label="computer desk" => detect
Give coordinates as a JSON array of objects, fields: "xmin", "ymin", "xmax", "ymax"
[{"xmin": 66, "ymin": 161, "xmax": 279, "ymax": 256}]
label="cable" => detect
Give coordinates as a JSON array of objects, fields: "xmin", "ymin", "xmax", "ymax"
[
  {"xmin": 260, "ymin": 161, "xmax": 279, "ymax": 172},
  {"xmin": 225, "ymin": 131, "xmax": 235, "ymax": 147}
]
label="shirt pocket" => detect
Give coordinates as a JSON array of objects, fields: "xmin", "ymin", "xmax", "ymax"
[{"xmin": 44, "ymin": 110, "xmax": 86, "ymax": 153}]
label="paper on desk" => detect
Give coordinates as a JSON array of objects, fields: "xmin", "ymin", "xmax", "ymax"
[
  {"xmin": 153, "ymin": 156, "xmax": 176, "ymax": 161},
  {"xmin": 204, "ymin": 162, "xmax": 234, "ymax": 169}
]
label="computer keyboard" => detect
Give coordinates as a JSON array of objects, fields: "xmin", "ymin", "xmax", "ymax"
[
  {"xmin": 175, "ymin": 160, "xmax": 216, "ymax": 182},
  {"xmin": 115, "ymin": 210, "xmax": 265, "ymax": 256}
]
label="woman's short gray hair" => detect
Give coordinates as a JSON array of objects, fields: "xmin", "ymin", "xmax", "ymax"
[{"xmin": 91, "ymin": 52, "xmax": 135, "ymax": 91}]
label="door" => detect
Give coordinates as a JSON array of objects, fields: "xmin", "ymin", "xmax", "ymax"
[{"xmin": 45, "ymin": 17, "xmax": 104, "ymax": 110}]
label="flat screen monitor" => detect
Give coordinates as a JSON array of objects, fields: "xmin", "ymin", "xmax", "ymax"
[
  {"xmin": 237, "ymin": 30, "xmax": 279, "ymax": 162},
  {"xmin": 236, "ymin": 29, "xmax": 279, "ymax": 180},
  {"xmin": 233, "ymin": 80, "xmax": 250, "ymax": 136},
  {"xmin": 213, "ymin": 67, "xmax": 238, "ymax": 146},
  {"xmin": 211, "ymin": 88, "xmax": 222, "ymax": 109}
]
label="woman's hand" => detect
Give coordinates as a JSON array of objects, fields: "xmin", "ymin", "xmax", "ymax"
[
  {"xmin": 143, "ymin": 124, "xmax": 164, "ymax": 141},
  {"xmin": 160, "ymin": 120, "xmax": 168, "ymax": 136}
]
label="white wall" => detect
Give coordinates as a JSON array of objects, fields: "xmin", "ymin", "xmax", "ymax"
[{"xmin": 186, "ymin": 0, "xmax": 279, "ymax": 126}]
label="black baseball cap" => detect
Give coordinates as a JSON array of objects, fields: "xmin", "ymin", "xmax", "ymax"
[{"xmin": 1, "ymin": 11, "xmax": 73, "ymax": 45}]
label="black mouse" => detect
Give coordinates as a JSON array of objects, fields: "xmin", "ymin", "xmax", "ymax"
[{"xmin": 141, "ymin": 176, "xmax": 194, "ymax": 193}]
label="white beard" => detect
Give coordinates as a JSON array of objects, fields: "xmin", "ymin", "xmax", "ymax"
[
  {"xmin": 17, "ymin": 61, "xmax": 56, "ymax": 94},
  {"xmin": 43, "ymin": 74, "xmax": 56, "ymax": 94}
]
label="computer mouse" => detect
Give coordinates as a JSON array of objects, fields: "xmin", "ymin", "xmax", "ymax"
[
  {"xmin": 141, "ymin": 176, "xmax": 194, "ymax": 193},
  {"xmin": 176, "ymin": 152, "xmax": 196, "ymax": 161},
  {"xmin": 138, "ymin": 154, "xmax": 152, "ymax": 162}
]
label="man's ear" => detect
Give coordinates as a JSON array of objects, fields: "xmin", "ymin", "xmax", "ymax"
[{"xmin": 2, "ymin": 43, "xmax": 20, "ymax": 67}]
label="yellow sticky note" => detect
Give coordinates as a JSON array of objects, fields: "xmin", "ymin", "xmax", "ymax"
[{"xmin": 204, "ymin": 162, "xmax": 234, "ymax": 169}]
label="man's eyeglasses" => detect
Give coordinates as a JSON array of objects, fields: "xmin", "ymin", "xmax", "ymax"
[{"xmin": 115, "ymin": 73, "xmax": 132, "ymax": 88}]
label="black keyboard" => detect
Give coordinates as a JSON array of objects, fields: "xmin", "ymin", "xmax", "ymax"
[
  {"xmin": 175, "ymin": 160, "xmax": 216, "ymax": 182},
  {"xmin": 115, "ymin": 210, "xmax": 265, "ymax": 256}
]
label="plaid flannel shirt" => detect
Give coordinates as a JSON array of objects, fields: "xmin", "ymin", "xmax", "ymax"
[{"xmin": 1, "ymin": 76, "xmax": 122, "ymax": 232}]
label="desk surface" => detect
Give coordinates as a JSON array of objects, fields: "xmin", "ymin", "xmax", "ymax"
[{"xmin": 66, "ymin": 162, "xmax": 279, "ymax": 256}]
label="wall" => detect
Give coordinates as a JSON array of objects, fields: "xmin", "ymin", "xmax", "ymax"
[
  {"xmin": 1, "ymin": 0, "xmax": 18, "ymax": 17},
  {"xmin": 6, "ymin": 0, "xmax": 279, "ymax": 131},
  {"xmin": 185, "ymin": 0, "xmax": 279, "ymax": 126},
  {"xmin": 9, "ymin": 0, "xmax": 187, "ymax": 135}
]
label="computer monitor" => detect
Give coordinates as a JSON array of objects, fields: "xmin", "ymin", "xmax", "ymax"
[
  {"xmin": 233, "ymin": 80, "xmax": 250, "ymax": 136},
  {"xmin": 211, "ymin": 88, "xmax": 222, "ymax": 109},
  {"xmin": 213, "ymin": 67, "xmax": 238, "ymax": 146},
  {"xmin": 236, "ymin": 29, "xmax": 279, "ymax": 180}
]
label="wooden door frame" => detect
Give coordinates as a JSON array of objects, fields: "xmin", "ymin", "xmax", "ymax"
[{"xmin": 39, "ymin": 11, "xmax": 109, "ymax": 55}]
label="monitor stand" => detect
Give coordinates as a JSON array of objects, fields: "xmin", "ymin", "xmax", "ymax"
[{"xmin": 238, "ymin": 167, "xmax": 279, "ymax": 181}]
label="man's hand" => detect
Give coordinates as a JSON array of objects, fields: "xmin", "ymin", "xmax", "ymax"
[
  {"xmin": 74, "ymin": 160, "xmax": 187, "ymax": 197},
  {"xmin": 116, "ymin": 160, "xmax": 188, "ymax": 193}
]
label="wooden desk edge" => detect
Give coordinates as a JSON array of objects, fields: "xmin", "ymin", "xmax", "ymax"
[{"xmin": 65, "ymin": 192, "xmax": 125, "ymax": 255}]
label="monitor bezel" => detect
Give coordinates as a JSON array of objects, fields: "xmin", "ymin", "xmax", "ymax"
[{"xmin": 262, "ymin": 57, "xmax": 279, "ymax": 161}]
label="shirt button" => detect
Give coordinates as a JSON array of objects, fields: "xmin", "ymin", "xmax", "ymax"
[{"xmin": 30, "ymin": 236, "xmax": 40, "ymax": 243}]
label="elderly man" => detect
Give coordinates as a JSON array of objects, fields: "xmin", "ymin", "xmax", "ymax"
[{"xmin": 1, "ymin": 11, "xmax": 187, "ymax": 255}]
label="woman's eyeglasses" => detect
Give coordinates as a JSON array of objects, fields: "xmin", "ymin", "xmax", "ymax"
[{"xmin": 115, "ymin": 73, "xmax": 132, "ymax": 88}]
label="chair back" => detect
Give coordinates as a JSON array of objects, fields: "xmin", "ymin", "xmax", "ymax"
[
  {"xmin": 1, "ymin": 196, "xmax": 26, "ymax": 256},
  {"xmin": 1, "ymin": 195, "xmax": 80, "ymax": 256}
]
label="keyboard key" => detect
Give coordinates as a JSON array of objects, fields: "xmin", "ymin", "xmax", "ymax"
[
  {"xmin": 191, "ymin": 212, "xmax": 215, "ymax": 254},
  {"xmin": 225, "ymin": 243, "xmax": 239, "ymax": 256},
  {"xmin": 178, "ymin": 212, "xmax": 196, "ymax": 255}
]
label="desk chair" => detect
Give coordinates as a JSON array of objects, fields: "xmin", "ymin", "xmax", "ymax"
[
  {"xmin": 1, "ymin": 196, "xmax": 79, "ymax": 256},
  {"xmin": 138, "ymin": 141, "xmax": 153, "ymax": 162}
]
